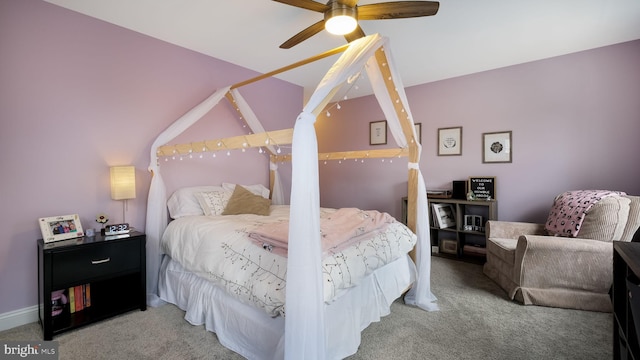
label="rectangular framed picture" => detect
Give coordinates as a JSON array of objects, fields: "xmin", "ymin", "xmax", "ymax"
[
  {"xmin": 369, "ymin": 120, "xmax": 387, "ymax": 145},
  {"xmin": 440, "ymin": 239, "xmax": 458, "ymax": 255},
  {"xmin": 414, "ymin": 123, "xmax": 422, "ymax": 144},
  {"xmin": 39, "ymin": 214, "xmax": 84, "ymax": 243},
  {"xmin": 483, "ymin": 131, "xmax": 512, "ymax": 163},
  {"xmin": 432, "ymin": 203, "xmax": 456, "ymax": 229},
  {"xmin": 438, "ymin": 126, "xmax": 462, "ymax": 156}
]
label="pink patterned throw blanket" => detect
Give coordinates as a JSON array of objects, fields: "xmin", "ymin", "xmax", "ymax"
[
  {"xmin": 248, "ymin": 207, "xmax": 396, "ymax": 256},
  {"xmin": 545, "ymin": 190, "xmax": 626, "ymax": 237}
]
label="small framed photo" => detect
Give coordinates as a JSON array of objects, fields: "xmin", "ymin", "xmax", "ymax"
[
  {"xmin": 414, "ymin": 123, "xmax": 422, "ymax": 144},
  {"xmin": 39, "ymin": 214, "xmax": 84, "ymax": 243},
  {"xmin": 483, "ymin": 131, "xmax": 512, "ymax": 163},
  {"xmin": 370, "ymin": 120, "xmax": 387, "ymax": 145},
  {"xmin": 438, "ymin": 126, "xmax": 462, "ymax": 156},
  {"xmin": 432, "ymin": 203, "xmax": 456, "ymax": 229},
  {"xmin": 440, "ymin": 239, "xmax": 458, "ymax": 255}
]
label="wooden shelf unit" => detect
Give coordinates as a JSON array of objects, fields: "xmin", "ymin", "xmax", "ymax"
[{"xmin": 401, "ymin": 196, "xmax": 497, "ymax": 263}]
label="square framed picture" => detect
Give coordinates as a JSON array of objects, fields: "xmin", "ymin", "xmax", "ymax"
[
  {"xmin": 370, "ymin": 120, "xmax": 387, "ymax": 145},
  {"xmin": 39, "ymin": 214, "xmax": 84, "ymax": 243},
  {"xmin": 432, "ymin": 203, "xmax": 456, "ymax": 229},
  {"xmin": 483, "ymin": 131, "xmax": 512, "ymax": 163},
  {"xmin": 414, "ymin": 123, "xmax": 422, "ymax": 144},
  {"xmin": 438, "ymin": 126, "xmax": 462, "ymax": 156}
]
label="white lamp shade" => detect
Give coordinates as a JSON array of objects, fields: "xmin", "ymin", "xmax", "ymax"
[{"xmin": 110, "ymin": 166, "xmax": 136, "ymax": 200}]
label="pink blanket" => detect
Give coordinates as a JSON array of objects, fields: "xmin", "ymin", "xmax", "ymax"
[{"xmin": 248, "ymin": 208, "xmax": 396, "ymax": 256}]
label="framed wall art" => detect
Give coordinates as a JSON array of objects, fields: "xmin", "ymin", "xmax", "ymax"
[
  {"xmin": 414, "ymin": 123, "xmax": 422, "ymax": 144},
  {"xmin": 369, "ymin": 120, "xmax": 387, "ymax": 145},
  {"xmin": 483, "ymin": 131, "xmax": 512, "ymax": 163},
  {"xmin": 39, "ymin": 214, "xmax": 84, "ymax": 243},
  {"xmin": 438, "ymin": 126, "xmax": 462, "ymax": 156}
]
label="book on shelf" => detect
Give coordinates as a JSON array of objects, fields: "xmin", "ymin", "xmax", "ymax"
[
  {"xmin": 427, "ymin": 189, "xmax": 452, "ymax": 199},
  {"xmin": 68, "ymin": 287, "xmax": 75, "ymax": 313},
  {"xmin": 463, "ymin": 244, "xmax": 486, "ymax": 256},
  {"xmin": 66, "ymin": 284, "xmax": 91, "ymax": 313}
]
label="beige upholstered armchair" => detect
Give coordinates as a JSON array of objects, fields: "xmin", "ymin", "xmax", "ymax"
[{"xmin": 483, "ymin": 192, "xmax": 640, "ymax": 312}]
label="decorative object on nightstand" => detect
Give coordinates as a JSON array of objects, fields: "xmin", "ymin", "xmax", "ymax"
[
  {"xmin": 37, "ymin": 231, "xmax": 146, "ymax": 340},
  {"xmin": 110, "ymin": 166, "xmax": 136, "ymax": 223}
]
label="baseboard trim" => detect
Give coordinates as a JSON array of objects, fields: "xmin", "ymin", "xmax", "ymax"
[{"xmin": 0, "ymin": 305, "xmax": 39, "ymax": 332}]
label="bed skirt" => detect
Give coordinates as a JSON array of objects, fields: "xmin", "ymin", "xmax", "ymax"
[{"xmin": 159, "ymin": 253, "xmax": 416, "ymax": 360}]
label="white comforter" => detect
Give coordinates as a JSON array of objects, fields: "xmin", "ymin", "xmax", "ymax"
[{"xmin": 161, "ymin": 205, "xmax": 416, "ymax": 317}]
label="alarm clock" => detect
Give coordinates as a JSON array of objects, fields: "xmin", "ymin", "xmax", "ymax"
[{"xmin": 104, "ymin": 223, "xmax": 130, "ymax": 235}]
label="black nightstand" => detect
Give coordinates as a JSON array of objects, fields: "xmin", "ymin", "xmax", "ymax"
[{"xmin": 37, "ymin": 231, "xmax": 146, "ymax": 340}]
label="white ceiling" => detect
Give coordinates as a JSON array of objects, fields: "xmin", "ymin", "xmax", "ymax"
[{"xmin": 44, "ymin": 0, "xmax": 640, "ymax": 99}]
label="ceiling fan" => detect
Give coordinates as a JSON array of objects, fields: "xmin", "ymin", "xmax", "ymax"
[{"xmin": 273, "ymin": 0, "xmax": 440, "ymax": 49}]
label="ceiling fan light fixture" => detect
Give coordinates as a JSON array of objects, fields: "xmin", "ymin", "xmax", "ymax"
[{"xmin": 324, "ymin": 3, "xmax": 357, "ymax": 35}]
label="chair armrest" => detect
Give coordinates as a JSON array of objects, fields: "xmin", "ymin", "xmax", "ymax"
[
  {"xmin": 514, "ymin": 235, "xmax": 613, "ymax": 292},
  {"xmin": 486, "ymin": 220, "xmax": 546, "ymax": 240}
]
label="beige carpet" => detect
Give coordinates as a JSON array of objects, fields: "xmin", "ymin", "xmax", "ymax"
[{"xmin": 0, "ymin": 257, "xmax": 612, "ymax": 359}]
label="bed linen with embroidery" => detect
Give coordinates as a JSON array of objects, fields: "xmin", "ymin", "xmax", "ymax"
[{"xmin": 161, "ymin": 205, "xmax": 416, "ymax": 317}]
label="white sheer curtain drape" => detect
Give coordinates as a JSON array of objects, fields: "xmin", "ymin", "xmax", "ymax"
[
  {"xmin": 145, "ymin": 86, "xmax": 230, "ymax": 306},
  {"xmin": 146, "ymin": 86, "xmax": 285, "ymax": 304},
  {"xmin": 365, "ymin": 40, "xmax": 438, "ymax": 312}
]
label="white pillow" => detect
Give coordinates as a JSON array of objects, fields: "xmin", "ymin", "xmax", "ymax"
[
  {"xmin": 195, "ymin": 190, "xmax": 233, "ymax": 216},
  {"xmin": 167, "ymin": 185, "xmax": 225, "ymax": 218},
  {"xmin": 222, "ymin": 183, "xmax": 270, "ymax": 199}
]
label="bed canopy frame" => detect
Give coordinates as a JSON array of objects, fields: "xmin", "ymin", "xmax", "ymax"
[{"xmin": 146, "ymin": 34, "xmax": 437, "ymax": 359}]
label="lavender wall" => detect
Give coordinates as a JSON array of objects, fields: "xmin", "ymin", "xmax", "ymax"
[
  {"xmin": 0, "ymin": 0, "xmax": 301, "ymax": 315},
  {"xmin": 317, "ymin": 39, "xmax": 640, "ymax": 223}
]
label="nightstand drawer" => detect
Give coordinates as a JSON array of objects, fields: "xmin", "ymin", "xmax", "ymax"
[{"xmin": 52, "ymin": 239, "xmax": 141, "ymax": 286}]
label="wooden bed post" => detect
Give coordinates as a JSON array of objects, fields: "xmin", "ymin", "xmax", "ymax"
[{"xmin": 372, "ymin": 47, "xmax": 421, "ymax": 259}]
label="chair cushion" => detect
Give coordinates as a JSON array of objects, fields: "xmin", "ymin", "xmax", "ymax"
[
  {"xmin": 486, "ymin": 237, "xmax": 517, "ymax": 266},
  {"xmin": 577, "ymin": 196, "xmax": 630, "ymax": 241},
  {"xmin": 621, "ymin": 195, "xmax": 640, "ymax": 242}
]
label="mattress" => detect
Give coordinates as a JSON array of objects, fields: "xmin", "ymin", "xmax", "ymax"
[{"xmin": 160, "ymin": 205, "xmax": 417, "ymax": 317}]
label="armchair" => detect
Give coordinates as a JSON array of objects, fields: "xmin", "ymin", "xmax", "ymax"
[{"xmin": 483, "ymin": 192, "xmax": 640, "ymax": 312}]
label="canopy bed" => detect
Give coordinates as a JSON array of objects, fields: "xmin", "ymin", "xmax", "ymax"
[{"xmin": 145, "ymin": 34, "xmax": 437, "ymax": 359}]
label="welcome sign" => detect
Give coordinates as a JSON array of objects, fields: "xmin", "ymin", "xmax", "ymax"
[{"xmin": 469, "ymin": 177, "xmax": 496, "ymax": 200}]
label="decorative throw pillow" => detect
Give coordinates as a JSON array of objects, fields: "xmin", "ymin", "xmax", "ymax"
[
  {"xmin": 222, "ymin": 185, "xmax": 271, "ymax": 216},
  {"xmin": 167, "ymin": 185, "xmax": 225, "ymax": 218},
  {"xmin": 222, "ymin": 183, "xmax": 270, "ymax": 199},
  {"xmin": 195, "ymin": 190, "xmax": 233, "ymax": 216}
]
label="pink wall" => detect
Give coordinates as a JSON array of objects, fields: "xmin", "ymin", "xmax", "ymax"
[
  {"xmin": 317, "ymin": 39, "xmax": 640, "ymax": 223},
  {"xmin": 0, "ymin": 0, "xmax": 301, "ymax": 314}
]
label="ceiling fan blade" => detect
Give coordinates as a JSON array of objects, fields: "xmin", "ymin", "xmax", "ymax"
[
  {"xmin": 272, "ymin": 0, "xmax": 328, "ymax": 12},
  {"xmin": 344, "ymin": 25, "xmax": 366, "ymax": 43},
  {"xmin": 279, "ymin": 20, "xmax": 326, "ymax": 49},
  {"xmin": 337, "ymin": 0, "xmax": 359, "ymax": 7},
  {"xmin": 357, "ymin": 1, "xmax": 439, "ymax": 20}
]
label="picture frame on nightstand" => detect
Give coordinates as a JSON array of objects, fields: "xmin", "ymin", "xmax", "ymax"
[{"xmin": 39, "ymin": 214, "xmax": 84, "ymax": 243}]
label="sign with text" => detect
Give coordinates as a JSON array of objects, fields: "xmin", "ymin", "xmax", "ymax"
[{"xmin": 469, "ymin": 177, "xmax": 496, "ymax": 200}]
